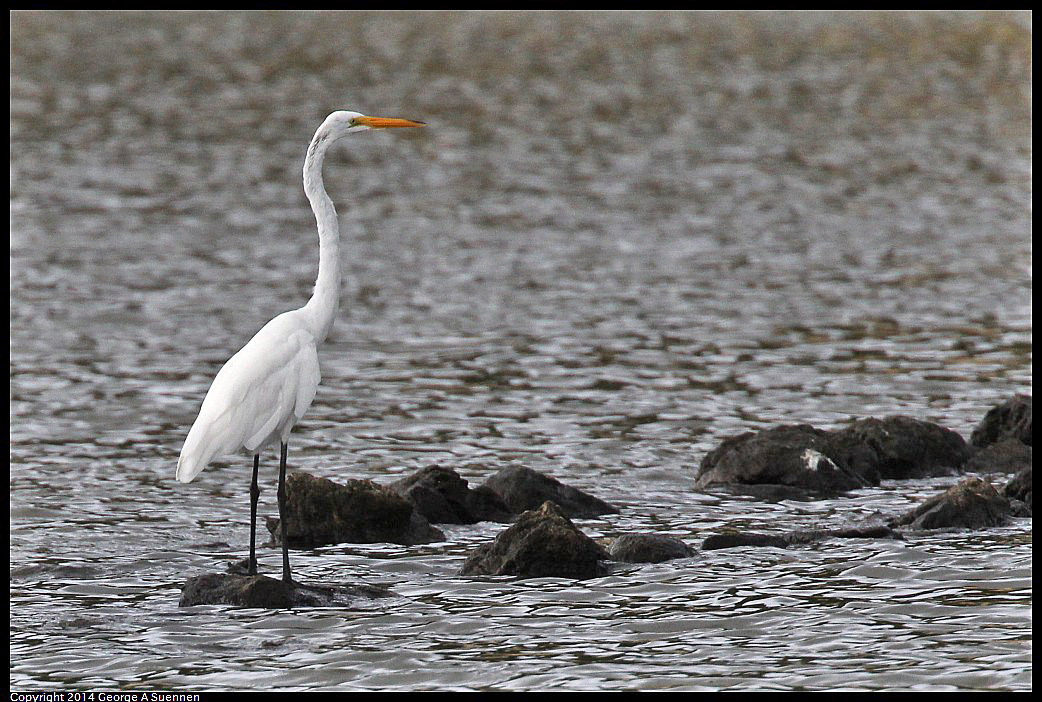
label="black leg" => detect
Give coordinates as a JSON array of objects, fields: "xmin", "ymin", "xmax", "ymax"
[
  {"xmin": 277, "ymin": 441, "xmax": 292, "ymax": 584},
  {"xmin": 249, "ymin": 453, "xmax": 260, "ymax": 576}
]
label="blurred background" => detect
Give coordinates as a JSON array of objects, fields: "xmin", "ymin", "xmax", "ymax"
[{"xmin": 10, "ymin": 11, "xmax": 1032, "ymax": 691}]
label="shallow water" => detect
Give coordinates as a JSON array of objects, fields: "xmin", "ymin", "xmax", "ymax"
[{"xmin": 10, "ymin": 11, "xmax": 1032, "ymax": 691}]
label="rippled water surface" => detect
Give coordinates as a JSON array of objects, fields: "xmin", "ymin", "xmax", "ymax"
[{"xmin": 10, "ymin": 11, "xmax": 1032, "ymax": 691}]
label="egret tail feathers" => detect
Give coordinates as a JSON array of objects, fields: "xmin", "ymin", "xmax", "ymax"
[{"xmin": 176, "ymin": 409, "xmax": 239, "ymax": 483}]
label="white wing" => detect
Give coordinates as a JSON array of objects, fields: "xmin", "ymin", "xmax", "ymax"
[{"xmin": 176, "ymin": 310, "xmax": 321, "ymax": 483}]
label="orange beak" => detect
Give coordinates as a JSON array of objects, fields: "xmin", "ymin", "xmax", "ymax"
[{"xmin": 354, "ymin": 116, "xmax": 426, "ymax": 129}]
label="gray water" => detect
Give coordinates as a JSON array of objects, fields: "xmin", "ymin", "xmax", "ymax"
[{"xmin": 9, "ymin": 11, "xmax": 1032, "ymax": 691}]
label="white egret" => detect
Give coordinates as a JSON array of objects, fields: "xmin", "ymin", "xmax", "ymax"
[{"xmin": 176, "ymin": 111, "xmax": 425, "ymax": 583}]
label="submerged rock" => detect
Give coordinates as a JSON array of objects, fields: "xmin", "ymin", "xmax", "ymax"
[
  {"xmin": 970, "ymin": 395, "xmax": 1032, "ymax": 448},
  {"xmin": 704, "ymin": 476, "xmax": 1025, "ymax": 549},
  {"xmin": 607, "ymin": 534, "xmax": 697, "ymax": 563},
  {"xmin": 888, "ymin": 477, "xmax": 1013, "ymax": 530},
  {"xmin": 783, "ymin": 523, "xmax": 900, "ymax": 545},
  {"xmin": 266, "ymin": 472, "xmax": 444, "ymax": 548},
  {"xmin": 459, "ymin": 501, "xmax": 610, "ymax": 579},
  {"xmin": 694, "ymin": 424, "xmax": 872, "ymax": 498},
  {"xmin": 701, "ymin": 523, "xmax": 898, "ymax": 551},
  {"xmin": 702, "ymin": 532, "xmax": 789, "ymax": 550},
  {"xmin": 481, "ymin": 465, "xmax": 619, "ymax": 518},
  {"xmin": 179, "ymin": 572, "xmax": 394, "ymax": 609},
  {"xmin": 388, "ymin": 465, "xmax": 513, "ymax": 524}
]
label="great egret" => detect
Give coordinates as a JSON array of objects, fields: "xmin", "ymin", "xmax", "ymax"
[{"xmin": 176, "ymin": 111, "xmax": 425, "ymax": 583}]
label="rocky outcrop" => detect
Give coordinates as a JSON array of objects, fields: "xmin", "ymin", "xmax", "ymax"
[
  {"xmin": 962, "ymin": 397, "xmax": 1032, "ymax": 515},
  {"xmin": 607, "ymin": 534, "xmax": 697, "ymax": 563},
  {"xmin": 481, "ymin": 465, "xmax": 619, "ymax": 518},
  {"xmin": 179, "ymin": 572, "xmax": 394, "ymax": 608},
  {"xmin": 701, "ymin": 523, "xmax": 898, "ymax": 551},
  {"xmin": 701, "ymin": 532, "xmax": 790, "ymax": 550},
  {"xmin": 694, "ymin": 424, "xmax": 873, "ymax": 498},
  {"xmin": 783, "ymin": 523, "xmax": 900, "ymax": 545},
  {"xmin": 971, "ymin": 395, "xmax": 1032, "ymax": 448},
  {"xmin": 695, "ymin": 417, "xmax": 974, "ymax": 498},
  {"xmin": 265, "ymin": 472, "xmax": 444, "ymax": 548},
  {"xmin": 888, "ymin": 477, "xmax": 1013, "ymax": 530},
  {"xmin": 836, "ymin": 416, "xmax": 971, "ymax": 481},
  {"xmin": 388, "ymin": 465, "xmax": 513, "ymax": 524},
  {"xmin": 1004, "ymin": 467, "xmax": 1032, "ymax": 509},
  {"xmin": 702, "ymin": 474, "xmax": 1026, "ymax": 550},
  {"xmin": 459, "ymin": 501, "xmax": 610, "ymax": 579}
]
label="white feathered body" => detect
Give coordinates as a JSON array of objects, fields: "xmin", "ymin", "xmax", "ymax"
[
  {"xmin": 176, "ymin": 309, "xmax": 321, "ymax": 483},
  {"xmin": 175, "ymin": 111, "xmax": 422, "ymax": 489}
]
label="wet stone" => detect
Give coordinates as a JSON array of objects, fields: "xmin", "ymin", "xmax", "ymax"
[
  {"xmin": 889, "ymin": 477, "xmax": 1013, "ymax": 531},
  {"xmin": 1004, "ymin": 467, "xmax": 1032, "ymax": 509},
  {"xmin": 607, "ymin": 533, "xmax": 697, "ymax": 563},
  {"xmin": 836, "ymin": 416, "xmax": 972, "ymax": 480},
  {"xmin": 179, "ymin": 572, "xmax": 394, "ymax": 609},
  {"xmin": 963, "ymin": 438, "xmax": 1032, "ymax": 474},
  {"xmin": 970, "ymin": 395, "xmax": 1032, "ymax": 448},
  {"xmin": 784, "ymin": 523, "xmax": 901, "ymax": 545},
  {"xmin": 387, "ymin": 465, "xmax": 513, "ymax": 524},
  {"xmin": 266, "ymin": 471, "xmax": 444, "ymax": 548},
  {"xmin": 703, "ymin": 523, "xmax": 900, "ymax": 550},
  {"xmin": 481, "ymin": 465, "xmax": 619, "ymax": 518},
  {"xmin": 694, "ymin": 424, "xmax": 872, "ymax": 498},
  {"xmin": 460, "ymin": 501, "xmax": 610, "ymax": 579},
  {"xmin": 696, "ymin": 416, "xmax": 977, "ymax": 499},
  {"xmin": 702, "ymin": 532, "xmax": 789, "ymax": 550}
]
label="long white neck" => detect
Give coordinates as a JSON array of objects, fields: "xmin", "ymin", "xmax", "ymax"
[{"xmin": 301, "ymin": 124, "xmax": 342, "ymax": 343}]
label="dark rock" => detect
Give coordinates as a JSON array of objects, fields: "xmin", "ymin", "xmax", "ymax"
[
  {"xmin": 963, "ymin": 438, "xmax": 1032, "ymax": 474},
  {"xmin": 694, "ymin": 424, "xmax": 872, "ymax": 498},
  {"xmin": 388, "ymin": 465, "xmax": 513, "ymax": 524},
  {"xmin": 1004, "ymin": 467, "xmax": 1032, "ymax": 508},
  {"xmin": 784, "ymin": 523, "xmax": 901, "ymax": 545},
  {"xmin": 697, "ymin": 417, "xmax": 981, "ymax": 499},
  {"xmin": 179, "ymin": 572, "xmax": 394, "ymax": 608},
  {"xmin": 481, "ymin": 465, "xmax": 618, "ymax": 517},
  {"xmin": 970, "ymin": 395, "xmax": 1032, "ymax": 448},
  {"xmin": 459, "ymin": 501, "xmax": 610, "ymax": 579},
  {"xmin": 835, "ymin": 416, "xmax": 971, "ymax": 480},
  {"xmin": 607, "ymin": 534, "xmax": 697, "ymax": 563},
  {"xmin": 265, "ymin": 472, "xmax": 444, "ymax": 548},
  {"xmin": 703, "ymin": 522, "xmax": 900, "ymax": 550},
  {"xmin": 888, "ymin": 477, "xmax": 1012, "ymax": 530},
  {"xmin": 469, "ymin": 484, "xmax": 518, "ymax": 522},
  {"xmin": 702, "ymin": 532, "xmax": 789, "ymax": 550},
  {"xmin": 816, "ymin": 427, "xmax": 886, "ymax": 484}
]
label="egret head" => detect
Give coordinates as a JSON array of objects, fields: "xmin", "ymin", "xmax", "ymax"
[{"xmin": 321, "ymin": 110, "xmax": 426, "ymax": 140}]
